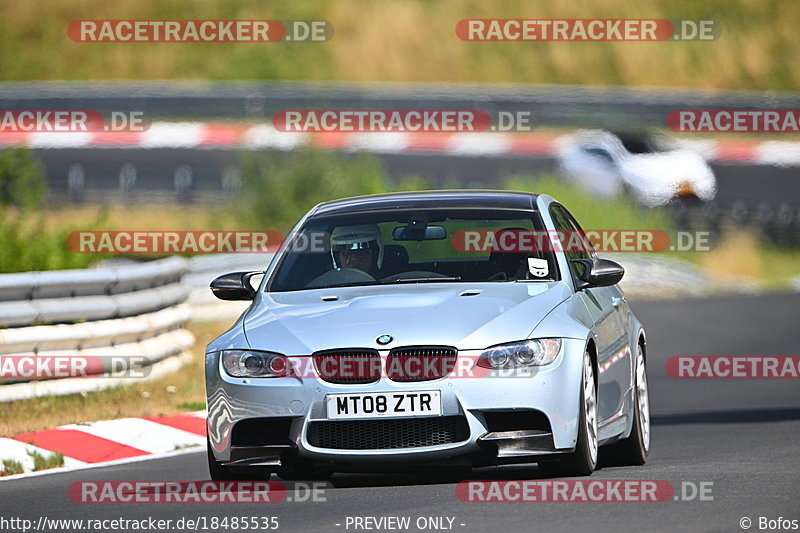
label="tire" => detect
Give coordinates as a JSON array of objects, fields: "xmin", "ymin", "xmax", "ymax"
[
  {"xmin": 602, "ymin": 343, "xmax": 650, "ymax": 466},
  {"xmin": 207, "ymin": 440, "xmax": 273, "ymax": 481},
  {"xmin": 539, "ymin": 349, "xmax": 598, "ymax": 477}
]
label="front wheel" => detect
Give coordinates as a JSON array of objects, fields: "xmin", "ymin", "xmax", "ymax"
[
  {"xmin": 602, "ymin": 343, "xmax": 650, "ymax": 466},
  {"xmin": 539, "ymin": 349, "xmax": 598, "ymax": 477}
]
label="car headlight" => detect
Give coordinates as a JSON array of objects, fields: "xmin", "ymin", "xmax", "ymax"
[
  {"xmin": 477, "ymin": 339, "xmax": 562, "ymax": 369},
  {"xmin": 221, "ymin": 350, "xmax": 291, "ymax": 378}
]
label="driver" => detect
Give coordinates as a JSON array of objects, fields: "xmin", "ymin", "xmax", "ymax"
[{"xmin": 330, "ymin": 224, "xmax": 384, "ymax": 277}]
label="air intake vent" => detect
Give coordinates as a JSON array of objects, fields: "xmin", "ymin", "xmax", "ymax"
[{"xmin": 307, "ymin": 416, "xmax": 469, "ymax": 450}]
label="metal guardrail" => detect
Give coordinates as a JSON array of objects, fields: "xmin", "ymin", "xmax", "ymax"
[
  {"xmin": 0, "ymin": 255, "xmax": 188, "ymax": 300},
  {"xmin": 2, "ymin": 81, "xmax": 799, "ymax": 128},
  {"xmin": 0, "ymin": 256, "xmax": 189, "ymax": 327},
  {"xmin": 0, "ymin": 257, "xmax": 195, "ymax": 401}
]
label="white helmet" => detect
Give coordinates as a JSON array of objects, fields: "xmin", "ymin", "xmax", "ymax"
[{"xmin": 330, "ymin": 224, "xmax": 384, "ymax": 269}]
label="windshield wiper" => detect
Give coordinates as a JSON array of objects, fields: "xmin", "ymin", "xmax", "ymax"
[{"xmin": 378, "ymin": 276, "xmax": 462, "ymax": 284}]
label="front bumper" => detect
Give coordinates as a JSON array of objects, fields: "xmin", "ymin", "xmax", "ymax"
[{"xmin": 206, "ymin": 338, "xmax": 585, "ymax": 467}]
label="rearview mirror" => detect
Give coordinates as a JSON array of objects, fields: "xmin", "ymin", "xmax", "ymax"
[
  {"xmin": 392, "ymin": 225, "xmax": 446, "ymax": 241},
  {"xmin": 571, "ymin": 259, "xmax": 624, "ymax": 288},
  {"xmin": 210, "ymin": 271, "xmax": 262, "ymax": 301}
]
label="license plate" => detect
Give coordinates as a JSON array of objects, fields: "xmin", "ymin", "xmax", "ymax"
[{"xmin": 326, "ymin": 391, "xmax": 442, "ymax": 420}]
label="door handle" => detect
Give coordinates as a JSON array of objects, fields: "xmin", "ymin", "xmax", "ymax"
[{"xmin": 611, "ymin": 296, "xmax": 624, "ymax": 308}]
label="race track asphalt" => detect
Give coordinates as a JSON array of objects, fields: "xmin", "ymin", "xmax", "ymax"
[{"xmin": 1, "ymin": 292, "xmax": 799, "ymax": 533}]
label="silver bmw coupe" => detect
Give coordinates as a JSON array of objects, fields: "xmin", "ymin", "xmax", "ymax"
[{"xmin": 205, "ymin": 190, "xmax": 650, "ymax": 480}]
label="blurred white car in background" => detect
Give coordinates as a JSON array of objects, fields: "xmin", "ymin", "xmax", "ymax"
[{"xmin": 556, "ymin": 129, "xmax": 717, "ymax": 207}]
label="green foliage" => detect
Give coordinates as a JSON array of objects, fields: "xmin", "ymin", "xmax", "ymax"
[
  {"xmin": 1, "ymin": 459, "xmax": 24, "ymax": 476},
  {"xmin": 238, "ymin": 149, "xmax": 390, "ymax": 230},
  {"xmin": 394, "ymin": 175, "xmax": 434, "ymax": 192},
  {"xmin": 0, "ymin": 208, "xmax": 105, "ymax": 273},
  {"xmin": 0, "ymin": 201, "xmax": 112, "ymax": 273},
  {"xmin": 0, "ymin": 148, "xmax": 96, "ymax": 272},
  {"xmin": 178, "ymin": 401, "xmax": 207, "ymax": 411},
  {"xmin": 0, "ymin": 148, "xmax": 46, "ymax": 209},
  {"xmin": 27, "ymin": 449, "xmax": 65, "ymax": 471}
]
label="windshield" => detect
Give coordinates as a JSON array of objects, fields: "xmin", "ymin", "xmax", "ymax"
[{"xmin": 266, "ymin": 208, "xmax": 559, "ymax": 292}]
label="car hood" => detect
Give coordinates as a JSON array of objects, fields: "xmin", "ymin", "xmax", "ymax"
[{"xmin": 243, "ymin": 282, "xmax": 570, "ymax": 353}]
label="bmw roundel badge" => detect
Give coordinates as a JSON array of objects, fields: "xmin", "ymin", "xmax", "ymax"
[{"xmin": 376, "ymin": 334, "xmax": 393, "ymax": 345}]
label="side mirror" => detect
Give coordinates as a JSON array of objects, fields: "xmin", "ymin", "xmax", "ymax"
[
  {"xmin": 210, "ymin": 271, "xmax": 262, "ymax": 301},
  {"xmin": 571, "ymin": 258, "xmax": 624, "ymax": 288}
]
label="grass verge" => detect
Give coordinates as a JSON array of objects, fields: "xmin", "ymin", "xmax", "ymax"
[{"xmin": 1, "ymin": 0, "xmax": 798, "ymax": 91}]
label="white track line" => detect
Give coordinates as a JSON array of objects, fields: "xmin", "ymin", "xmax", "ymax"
[
  {"xmin": 10, "ymin": 120, "xmax": 800, "ymax": 167},
  {"xmin": 756, "ymin": 141, "xmax": 800, "ymax": 167},
  {"xmin": 141, "ymin": 122, "xmax": 204, "ymax": 148},
  {"xmin": 446, "ymin": 133, "xmax": 511, "ymax": 156},
  {"xmin": 346, "ymin": 132, "xmax": 410, "ymax": 153},
  {"xmin": 243, "ymin": 124, "xmax": 306, "ymax": 150},
  {"xmin": 28, "ymin": 131, "xmax": 93, "ymax": 148}
]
